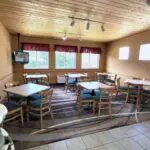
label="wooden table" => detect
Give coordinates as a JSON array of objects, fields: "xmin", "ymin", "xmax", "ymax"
[
  {"xmin": 124, "ymin": 79, "xmax": 150, "ymax": 86},
  {"xmin": 3, "ymin": 83, "xmax": 50, "ymax": 97},
  {"xmin": 24, "ymin": 74, "xmax": 47, "ymax": 83},
  {"xmin": 66, "ymin": 73, "xmax": 88, "ymax": 82},
  {"xmin": 78, "ymin": 81, "xmax": 114, "ymax": 95},
  {"xmin": 66, "ymin": 73, "xmax": 87, "ymax": 78}
]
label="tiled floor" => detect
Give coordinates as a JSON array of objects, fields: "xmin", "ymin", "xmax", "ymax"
[{"xmin": 26, "ymin": 120, "xmax": 150, "ymax": 150}]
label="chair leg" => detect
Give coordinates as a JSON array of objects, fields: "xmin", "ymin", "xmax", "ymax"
[
  {"xmin": 136, "ymin": 97, "xmax": 139, "ymax": 112},
  {"xmin": 109, "ymin": 100, "xmax": 112, "ymax": 118},
  {"xmin": 77, "ymin": 101, "xmax": 81, "ymax": 113},
  {"xmin": 40, "ymin": 109, "xmax": 43, "ymax": 129},
  {"xmin": 65, "ymin": 85, "xmax": 68, "ymax": 94},
  {"xmin": 98, "ymin": 103, "xmax": 101, "ymax": 116},
  {"xmin": 125, "ymin": 93, "xmax": 129, "ymax": 104},
  {"xmin": 93, "ymin": 101, "xmax": 96, "ymax": 113},
  {"xmin": 49, "ymin": 107, "xmax": 54, "ymax": 121},
  {"xmin": 26, "ymin": 106, "xmax": 30, "ymax": 123},
  {"xmin": 20, "ymin": 108, "xmax": 24, "ymax": 127}
]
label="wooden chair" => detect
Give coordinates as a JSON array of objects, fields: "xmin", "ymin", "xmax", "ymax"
[
  {"xmin": 2, "ymin": 103, "xmax": 24, "ymax": 127},
  {"xmin": 76, "ymin": 86, "xmax": 99, "ymax": 113},
  {"xmin": 104, "ymin": 74, "xmax": 117, "ymax": 86},
  {"xmin": 5, "ymin": 81, "xmax": 22, "ymax": 104},
  {"xmin": 126, "ymin": 83, "xmax": 143, "ymax": 111},
  {"xmin": 78, "ymin": 74, "xmax": 89, "ymax": 82},
  {"xmin": 27, "ymin": 88, "xmax": 54, "ymax": 128},
  {"xmin": 65, "ymin": 75, "xmax": 77, "ymax": 94},
  {"xmin": 93, "ymin": 88, "xmax": 114, "ymax": 117},
  {"xmin": 116, "ymin": 77, "xmax": 128, "ymax": 93}
]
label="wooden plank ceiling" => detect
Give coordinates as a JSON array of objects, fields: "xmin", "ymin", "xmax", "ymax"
[{"xmin": 0, "ymin": 0, "xmax": 150, "ymax": 42}]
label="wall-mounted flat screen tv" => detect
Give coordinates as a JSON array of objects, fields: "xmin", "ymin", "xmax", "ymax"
[{"xmin": 13, "ymin": 50, "xmax": 29, "ymax": 64}]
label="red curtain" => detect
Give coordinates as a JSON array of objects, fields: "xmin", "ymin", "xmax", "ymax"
[
  {"xmin": 55, "ymin": 45, "xmax": 77, "ymax": 53},
  {"xmin": 22, "ymin": 43, "xmax": 50, "ymax": 51},
  {"xmin": 80, "ymin": 47, "xmax": 102, "ymax": 54}
]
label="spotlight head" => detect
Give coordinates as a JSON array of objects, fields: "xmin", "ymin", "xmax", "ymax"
[
  {"xmin": 101, "ymin": 24, "xmax": 105, "ymax": 32},
  {"xmin": 86, "ymin": 21, "xmax": 90, "ymax": 30},
  {"xmin": 70, "ymin": 19, "xmax": 75, "ymax": 27}
]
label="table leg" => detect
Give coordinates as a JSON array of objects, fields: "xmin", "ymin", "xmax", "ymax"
[{"xmin": 91, "ymin": 90, "xmax": 96, "ymax": 96}]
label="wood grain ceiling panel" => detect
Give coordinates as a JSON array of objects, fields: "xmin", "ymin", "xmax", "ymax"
[{"xmin": 0, "ymin": 0, "xmax": 150, "ymax": 42}]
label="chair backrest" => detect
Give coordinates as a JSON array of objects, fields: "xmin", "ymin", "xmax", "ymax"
[
  {"xmin": 39, "ymin": 88, "xmax": 53, "ymax": 107},
  {"xmin": 78, "ymin": 76, "xmax": 88, "ymax": 82},
  {"xmin": 99, "ymin": 88, "xmax": 115, "ymax": 102},
  {"xmin": 5, "ymin": 81, "xmax": 19, "ymax": 89},
  {"xmin": 127, "ymin": 83, "xmax": 143, "ymax": 96}
]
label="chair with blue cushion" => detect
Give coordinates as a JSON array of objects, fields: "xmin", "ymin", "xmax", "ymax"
[
  {"xmin": 76, "ymin": 86, "xmax": 99, "ymax": 113},
  {"xmin": 93, "ymin": 88, "xmax": 114, "ymax": 117},
  {"xmin": 65, "ymin": 75, "xmax": 77, "ymax": 94},
  {"xmin": 27, "ymin": 88, "xmax": 54, "ymax": 129},
  {"xmin": 3, "ymin": 102, "xmax": 24, "ymax": 126}
]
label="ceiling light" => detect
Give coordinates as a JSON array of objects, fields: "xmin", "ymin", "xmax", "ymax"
[
  {"xmin": 62, "ymin": 35, "xmax": 67, "ymax": 40},
  {"xmin": 62, "ymin": 32, "xmax": 67, "ymax": 40},
  {"xmin": 146, "ymin": 0, "xmax": 150, "ymax": 6},
  {"xmin": 70, "ymin": 18, "xmax": 75, "ymax": 27},
  {"xmin": 101, "ymin": 24, "xmax": 105, "ymax": 32},
  {"xmin": 86, "ymin": 21, "xmax": 90, "ymax": 30}
]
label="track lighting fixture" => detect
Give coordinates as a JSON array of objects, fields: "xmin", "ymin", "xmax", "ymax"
[
  {"xmin": 86, "ymin": 20, "xmax": 90, "ymax": 30},
  {"xmin": 69, "ymin": 16, "xmax": 105, "ymax": 31},
  {"xmin": 70, "ymin": 17, "xmax": 75, "ymax": 27},
  {"xmin": 101, "ymin": 24, "xmax": 105, "ymax": 32}
]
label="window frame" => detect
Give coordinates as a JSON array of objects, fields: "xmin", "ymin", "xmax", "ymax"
[
  {"xmin": 24, "ymin": 50, "xmax": 49, "ymax": 70},
  {"xmin": 81, "ymin": 53, "xmax": 100, "ymax": 69},
  {"xmin": 118, "ymin": 46, "xmax": 130, "ymax": 60},
  {"xmin": 139, "ymin": 44, "xmax": 150, "ymax": 61},
  {"xmin": 55, "ymin": 51, "xmax": 76, "ymax": 69}
]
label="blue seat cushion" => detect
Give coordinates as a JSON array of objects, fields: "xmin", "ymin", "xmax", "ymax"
[
  {"xmin": 80, "ymin": 90, "xmax": 100, "ymax": 100},
  {"xmin": 68, "ymin": 79, "xmax": 76, "ymax": 84},
  {"xmin": 30, "ymin": 99, "xmax": 49, "ymax": 107},
  {"xmin": 30, "ymin": 99, "xmax": 41, "ymax": 107},
  {"xmin": 29, "ymin": 94, "xmax": 41, "ymax": 101},
  {"xmin": 4, "ymin": 102, "xmax": 20, "ymax": 111},
  {"xmin": 118, "ymin": 85, "xmax": 128, "ymax": 90},
  {"xmin": 82, "ymin": 89, "xmax": 92, "ymax": 94}
]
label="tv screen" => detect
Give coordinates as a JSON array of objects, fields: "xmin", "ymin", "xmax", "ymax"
[{"xmin": 13, "ymin": 50, "xmax": 29, "ymax": 64}]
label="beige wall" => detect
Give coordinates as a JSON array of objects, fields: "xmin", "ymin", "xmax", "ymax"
[
  {"xmin": 11, "ymin": 35, "xmax": 106, "ymax": 84},
  {"xmin": 106, "ymin": 30, "xmax": 150, "ymax": 81},
  {"xmin": 0, "ymin": 22, "xmax": 13, "ymax": 99}
]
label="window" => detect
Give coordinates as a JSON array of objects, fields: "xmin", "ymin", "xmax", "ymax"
[
  {"xmin": 139, "ymin": 44, "xmax": 150, "ymax": 60},
  {"xmin": 119, "ymin": 47, "xmax": 130, "ymax": 60},
  {"xmin": 24, "ymin": 50, "xmax": 49, "ymax": 69},
  {"xmin": 55, "ymin": 51, "xmax": 76, "ymax": 69},
  {"xmin": 81, "ymin": 53, "xmax": 100, "ymax": 69}
]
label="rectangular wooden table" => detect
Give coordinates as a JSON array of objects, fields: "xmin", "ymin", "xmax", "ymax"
[
  {"xmin": 66, "ymin": 73, "xmax": 88, "ymax": 78},
  {"xmin": 3, "ymin": 83, "xmax": 50, "ymax": 97},
  {"xmin": 24, "ymin": 74, "xmax": 48, "ymax": 83},
  {"xmin": 124, "ymin": 79, "xmax": 150, "ymax": 86},
  {"xmin": 66, "ymin": 73, "xmax": 88, "ymax": 82},
  {"xmin": 78, "ymin": 81, "xmax": 114, "ymax": 95}
]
